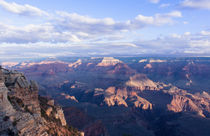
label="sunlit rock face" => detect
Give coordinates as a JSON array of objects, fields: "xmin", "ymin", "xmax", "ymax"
[
  {"xmin": 167, "ymin": 88, "xmax": 210, "ymax": 118},
  {"xmin": 97, "ymin": 57, "xmax": 122, "ymax": 67},
  {"xmin": 0, "ymin": 62, "xmax": 19, "ymax": 68},
  {"xmin": 126, "ymin": 74, "xmax": 158, "ymax": 91},
  {"xmin": 0, "ymin": 68, "xmax": 47, "ymax": 136},
  {"xmin": 68, "ymin": 59, "xmax": 82, "ymax": 68},
  {"xmin": 97, "ymin": 86, "xmax": 153, "ymax": 110}
]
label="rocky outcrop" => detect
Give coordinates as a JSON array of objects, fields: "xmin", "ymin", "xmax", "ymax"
[
  {"xmin": 97, "ymin": 86, "xmax": 153, "ymax": 110},
  {"xmin": 103, "ymin": 87, "xmax": 128, "ymax": 107},
  {"xmin": 129, "ymin": 95, "xmax": 153, "ymax": 110},
  {"xmin": 0, "ymin": 67, "xmax": 81, "ymax": 136},
  {"xmin": 61, "ymin": 93, "xmax": 79, "ymax": 103},
  {"xmin": 167, "ymin": 87, "xmax": 210, "ymax": 117},
  {"xmin": 39, "ymin": 96, "xmax": 67, "ymax": 127},
  {"xmin": 56, "ymin": 107, "xmax": 67, "ymax": 126},
  {"xmin": 0, "ymin": 62, "xmax": 19, "ymax": 68},
  {"xmin": 5, "ymin": 70, "xmax": 41, "ymax": 114},
  {"xmin": 126, "ymin": 74, "xmax": 158, "ymax": 91},
  {"xmin": 68, "ymin": 59, "xmax": 82, "ymax": 68},
  {"xmin": 97, "ymin": 57, "xmax": 122, "ymax": 67},
  {"xmin": 168, "ymin": 95, "xmax": 202, "ymax": 115},
  {"xmin": 94, "ymin": 81, "xmax": 210, "ymax": 114},
  {"xmin": 0, "ymin": 68, "xmax": 48, "ymax": 136}
]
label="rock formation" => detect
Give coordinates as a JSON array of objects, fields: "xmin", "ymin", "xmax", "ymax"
[
  {"xmin": 97, "ymin": 57, "xmax": 122, "ymax": 67},
  {"xmin": 68, "ymin": 59, "xmax": 82, "ymax": 68},
  {"xmin": 167, "ymin": 87, "xmax": 210, "ymax": 117},
  {"xmin": 0, "ymin": 66, "xmax": 81, "ymax": 136},
  {"xmin": 97, "ymin": 86, "xmax": 153, "ymax": 110},
  {"xmin": 126, "ymin": 74, "xmax": 158, "ymax": 91}
]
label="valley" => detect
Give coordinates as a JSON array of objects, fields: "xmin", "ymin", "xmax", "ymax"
[{"xmin": 1, "ymin": 57, "xmax": 210, "ymax": 136}]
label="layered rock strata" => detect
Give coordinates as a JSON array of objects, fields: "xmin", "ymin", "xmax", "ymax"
[{"xmin": 0, "ymin": 67, "xmax": 81, "ymax": 136}]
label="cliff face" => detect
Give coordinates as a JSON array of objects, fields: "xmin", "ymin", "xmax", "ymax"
[
  {"xmin": 167, "ymin": 88, "xmax": 210, "ymax": 117},
  {"xmin": 0, "ymin": 67, "xmax": 80, "ymax": 136},
  {"xmin": 97, "ymin": 57, "xmax": 122, "ymax": 67},
  {"xmin": 126, "ymin": 74, "xmax": 158, "ymax": 91}
]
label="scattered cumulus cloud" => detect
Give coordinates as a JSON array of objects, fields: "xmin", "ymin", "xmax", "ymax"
[
  {"xmin": 0, "ymin": 0, "xmax": 48, "ymax": 16},
  {"xmin": 54, "ymin": 11, "xmax": 125, "ymax": 35},
  {"xmin": 135, "ymin": 30, "xmax": 210, "ymax": 55},
  {"xmin": 0, "ymin": 0, "xmax": 183, "ymax": 44},
  {"xmin": 0, "ymin": 0, "xmax": 209, "ymax": 57},
  {"xmin": 201, "ymin": 30, "xmax": 210, "ymax": 35},
  {"xmin": 180, "ymin": 0, "xmax": 210, "ymax": 10},
  {"xmin": 0, "ymin": 22, "xmax": 83, "ymax": 43},
  {"xmin": 134, "ymin": 11, "xmax": 182, "ymax": 26},
  {"xmin": 56, "ymin": 12, "xmax": 115, "ymax": 25},
  {"xmin": 184, "ymin": 32, "xmax": 191, "ymax": 35},
  {"xmin": 0, "ymin": 9, "xmax": 183, "ymax": 44}
]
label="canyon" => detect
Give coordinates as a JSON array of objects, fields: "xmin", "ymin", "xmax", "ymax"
[{"xmin": 1, "ymin": 57, "xmax": 210, "ymax": 136}]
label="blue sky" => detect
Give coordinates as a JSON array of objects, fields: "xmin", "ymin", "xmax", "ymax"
[{"xmin": 0, "ymin": 0, "xmax": 210, "ymax": 59}]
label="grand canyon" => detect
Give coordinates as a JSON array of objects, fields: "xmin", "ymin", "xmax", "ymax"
[{"xmin": 1, "ymin": 57, "xmax": 210, "ymax": 136}]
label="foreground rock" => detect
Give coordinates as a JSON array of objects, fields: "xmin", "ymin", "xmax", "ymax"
[{"xmin": 0, "ymin": 67, "xmax": 81, "ymax": 136}]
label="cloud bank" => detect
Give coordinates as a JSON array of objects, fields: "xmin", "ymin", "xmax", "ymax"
[{"xmin": 0, "ymin": 0, "xmax": 209, "ymax": 59}]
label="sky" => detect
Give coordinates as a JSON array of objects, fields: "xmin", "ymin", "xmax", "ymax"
[{"xmin": 0, "ymin": 0, "xmax": 210, "ymax": 60}]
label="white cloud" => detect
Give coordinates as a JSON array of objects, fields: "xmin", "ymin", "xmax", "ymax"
[
  {"xmin": 135, "ymin": 15, "xmax": 154, "ymax": 24},
  {"xmin": 0, "ymin": 0, "xmax": 189, "ymax": 58},
  {"xmin": 159, "ymin": 3, "xmax": 170, "ymax": 8},
  {"xmin": 132, "ymin": 30, "xmax": 210, "ymax": 55},
  {"xmin": 0, "ymin": 22, "xmax": 84, "ymax": 43},
  {"xmin": 0, "ymin": 0, "xmax": 48, "ymax": 16},
  {"xmin": 180, "ymin": 0, "xmax": 210, "ymax": 10},
  {"xmin": 0, "ymin": 41, "xmax": 139, "ymax": 59},
  {"xmin": 0, "ymin": 0, "xmax": 183, "ymax": 45},
  {"xmin": 148, "ymin": 0, "xmax": 160, "ymax": 4},
  {"xmin": 166, "ymin": 11, "xmax": 182, "ymax": 17},
  {"xmin": 201, "ymin": 30, "xmax": 210, "ymax": 35},
  {"xmin": 184, "ymin": 32, "xmax": 191, "ymax": 35},
  {"xmin": 184, "ymin": 50, "xmax": 205, "ymax": 54},
  {"xmin": 53, "ymin": 11, "xmax": 125, "ymax": 36},
  {"xmin": 1, "ymin": 30, "xmax": 210, "ymax": 59},
  {"xmin": 56, "ymin": 12, "xmax": 115, "ymax": 25},
  {"xmin": 135, "ymin": 11, "xmax": 182, "ymax": 26},
  {"xmin": 171, "ymin": 33, "xmax": 182, "ymax": 39},
  {"xmin": 0, "ymin": 9, "xmax": 183, "ymax": 45},
  {"xmin": 109, "ymin": 42, "xmax": 137, "ymax": 47},
  {"xmin": 189, "ymin": 40, "xmax": 210, "ymax": 47}
]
